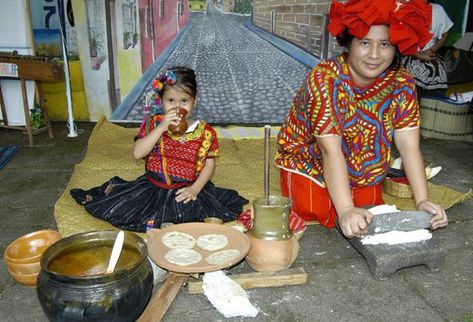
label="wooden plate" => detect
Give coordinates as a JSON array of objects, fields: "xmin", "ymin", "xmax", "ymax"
[{"xmin": 147, "ymin": 222, "xmax": 250, "ymax": 273}]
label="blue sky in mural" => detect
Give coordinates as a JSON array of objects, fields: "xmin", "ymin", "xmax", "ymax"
[{"xmin": 33, "ymin": 29, "xmax": 61, "ymax": 57}]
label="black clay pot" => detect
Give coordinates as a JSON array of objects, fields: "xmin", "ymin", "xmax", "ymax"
[{"xmin": 37, "ymin": 230, "xmax": 153, "ymax": 322}]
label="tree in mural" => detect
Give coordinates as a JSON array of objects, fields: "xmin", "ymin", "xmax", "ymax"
[{"xmin": 234, "ymin": 0, "xmax": 251, "ymax": 14}]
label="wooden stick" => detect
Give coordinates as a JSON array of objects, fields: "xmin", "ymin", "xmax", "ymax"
[
  {"xmin": 0, "ymin": 81, "xmax": 9, "ymax": 125},
  {"xmin": 137, "ymin": 273, "xmax": 189, "ymax": 322},
  {"xmin": 187, "ymin": 267, "xmax": 307, "ymax": 294},
  {"xmin": 264, "ymin": 125, "xmax": 271, "ymax": 205},
  {"xmin": 20, "ymin": 79, "xmax": 33, "ymax": 147}
]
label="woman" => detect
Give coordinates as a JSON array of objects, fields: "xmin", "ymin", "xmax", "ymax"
[
  {"xmin": 402, "ymin": 1, "xmax": 454, "ymax": 96},
  {"xmin": 274, "ymin": 0, "xmax": 448, "ymax": 238}
]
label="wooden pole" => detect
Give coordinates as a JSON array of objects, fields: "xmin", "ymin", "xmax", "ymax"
[
  {"xmin": 264, "ymin": 125, "xmax": 271, "ymax": 205},
  {"xmin": 187, "ymin": 267, "xmax": 308, "ymax": 294},
  {"xmin": 0, "ymin": 82, "xmax": 9, "ymax": 125},
  {"xmin": 20, "ymin": 79, "xmax": 33, "ymax": 147},
  {"xmin": 137, "ymin": 273, "xmax": 189, "ymax": 322}
]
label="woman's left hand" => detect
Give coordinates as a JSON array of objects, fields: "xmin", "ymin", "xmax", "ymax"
[
  {"xmin": 417, "ymin": 200, "xmax": 448, "ymax": 229},
  {"xmin": 175, "ymin": 186, "xmax": 199, "ymax": 204}
]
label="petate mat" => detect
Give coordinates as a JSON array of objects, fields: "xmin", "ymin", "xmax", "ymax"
[{"xmin": 54, "ymin": 117, "xmax": 472, "ymax": 237}]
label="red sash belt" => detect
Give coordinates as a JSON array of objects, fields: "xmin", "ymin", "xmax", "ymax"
[{"xmin": 146, "ymin": 176, "xmax": 191, "ymax": 189}]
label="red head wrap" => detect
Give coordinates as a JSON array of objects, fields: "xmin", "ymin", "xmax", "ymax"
[{"xmin": 327, "ymin": 0, "xmax": 432, "ymax": 55}]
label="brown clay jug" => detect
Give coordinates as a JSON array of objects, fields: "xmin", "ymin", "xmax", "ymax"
[
  {"xmin": 246, "ymin": 196, "xmax": 299, "ymax": 272},
  {"xmin": 169, "ymin": 108, "xmax": 188, "ymax": 136}
]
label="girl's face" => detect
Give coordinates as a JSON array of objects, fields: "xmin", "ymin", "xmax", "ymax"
[
  {"xmin": 347, "ymin": 25, "xmax": 396, "ymax": 87},
  {"xmin": 161, "ymin": 85, "xmax": 196, "ymax": 117}
]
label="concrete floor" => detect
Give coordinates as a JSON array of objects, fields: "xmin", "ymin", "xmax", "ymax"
[{"xmin": 1, "ymin": 121, "xmax": 472, "ymax": 322}]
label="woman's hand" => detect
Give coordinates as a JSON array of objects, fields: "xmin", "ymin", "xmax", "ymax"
[
  {"xmin": 175, "ymin": 186, "xmax": 199, "ymax": 204},
  {"xmin": 338, "ymin": 206, "xmax": 373, "ymax": 238},
  {"xmin": 417, "ymin": 200, "xmax": 448, "ymax": 229}
]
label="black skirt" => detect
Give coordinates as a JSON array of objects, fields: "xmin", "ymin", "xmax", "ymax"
[{"xmin": 70, "ymin": 175, "xmax": 248, "ymax": 232}]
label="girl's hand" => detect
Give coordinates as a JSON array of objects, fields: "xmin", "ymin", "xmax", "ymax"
[
  {"xmin": 417, "ymin": 49, "xmax": 436, "ymax": 62},
  {"xmin": 417, "ymin": 200, "xmax": 448, "ymax": 229},
  {"xmin": 175, "ymin": 186, "xmax": 199, "ymax": 204},
  {"xmin": 159, "ymin": 109, "xmax": 180, "ymax": 131},
  {"xmin": 338, "ymin": 206, "xmax": 373, "ymax": 238}
]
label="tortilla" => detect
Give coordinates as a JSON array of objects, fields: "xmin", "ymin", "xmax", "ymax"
[
  {"xmin": 197, "ymin": 234, "xmax": 228, "ymax": 251},
  {"xmin": 162, "ymin": 231, "xmax": 196, "ymax": 249},
  {"xmin": 164, "ymin": 248, "xmax": 202, "ymax": 266},
  {"xmin": 205, "ymin": 249, "xmax": 240, "ymax": 265}
]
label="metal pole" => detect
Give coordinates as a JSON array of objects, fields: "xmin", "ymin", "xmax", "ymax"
[{"xmin": 57, "ymin": 0, "xmax": 77, "ymax": 137}]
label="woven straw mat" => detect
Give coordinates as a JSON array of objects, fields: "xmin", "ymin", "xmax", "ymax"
[{"xmin": 54, "ymin": 117, "xmax": 472, "ymax": 237}]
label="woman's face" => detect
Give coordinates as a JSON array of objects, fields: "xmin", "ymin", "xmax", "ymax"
[
  {"xmin": 161, "ymin": 85, "xmax": 196, "ymax": 117},
  {"xmin": 347, "ymin": 25, "xmax": 396, "ymax": 87}
]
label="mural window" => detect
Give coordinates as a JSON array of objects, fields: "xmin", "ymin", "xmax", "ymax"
[
  {"xmin": 145, "ymin": 5, "xmax": 153, "ymax": 39},
  {"xmin": 122, "ymin": 0, "xmax": 138, "ymax": 50},
  {"xmin": 85, "ymin": 0, "xmax": 106, "ymax": 70},
  {"xmin": 178, "ymin": 2, "xmax": 183, "ymax": 17},
  {"xmin": 159, "ymin": 0, "xmax": 164, "ymax": 18}
]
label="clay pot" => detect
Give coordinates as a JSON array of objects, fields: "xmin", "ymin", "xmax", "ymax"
[
  {"xmin": 169, "ymin": 108, "xmax": 188, "ymax": 136},
  {"xmin": 245, "ymin": 196, "xmax": 300, "ymax": 272},
  {"xmin": 37, "ymin": 230, "xmax": 153, "ymax": 321},
  {"xmin": 246, "ymin": 234, "xmax": 299, "ymax": 272}
]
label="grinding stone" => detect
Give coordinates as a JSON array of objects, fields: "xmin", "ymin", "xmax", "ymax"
[{"xmin": 345, "ymin": 233, "xmax": 446, "ymax": 280}]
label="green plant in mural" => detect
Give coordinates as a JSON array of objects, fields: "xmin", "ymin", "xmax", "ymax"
[
  {"xmin": 123, "ymin": 31, "xmax": 132, "ymax": 49},
  {"xmin": 234, "ymin": 0, "xmax": 251, "ymax": 14},
  {"xmin": 132, "ymin": 32, "xmax": 139, "ymax": 48},
  {"xmin": 89, "ymin": 31, "xmax": 103, "ymax": 58}
]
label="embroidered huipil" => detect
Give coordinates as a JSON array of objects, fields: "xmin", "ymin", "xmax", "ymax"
[
  {"xmin": 136, "ymin": 114, "xmax": 219, "ymax": 185},
  {"xmin": 274, "ymin": 53, "xmax": 419, "ymax": 188}
]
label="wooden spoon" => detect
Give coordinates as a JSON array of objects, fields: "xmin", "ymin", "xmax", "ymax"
[{"xmin": 106, "ymin": 230, "xmax": 124, "ymax": 274}]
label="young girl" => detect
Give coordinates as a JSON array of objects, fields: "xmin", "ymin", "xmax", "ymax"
[{"xmin": 71, "ymin": 67, "xmax": 248, "ymax": 232}]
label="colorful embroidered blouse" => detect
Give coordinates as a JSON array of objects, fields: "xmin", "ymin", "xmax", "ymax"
[
  {"xmin": 274, "ymin": 53, "xmax": 420, "ymax": 188},
  {"xmin": 136, "ymin": 114, "xmax": 219, "ymax": 184}
]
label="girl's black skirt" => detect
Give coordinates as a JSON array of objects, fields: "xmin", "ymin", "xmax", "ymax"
[{"xmin": 70, "ymin": 175, "xmax": 248, "ymax": 232}]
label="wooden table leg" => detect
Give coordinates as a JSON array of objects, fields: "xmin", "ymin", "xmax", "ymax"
[
  {"xmin": 20, "ymin": 79, "xmax": 33, "ymax": 147},
  {"xmin": 0, "ymin": 81, "xmax": 9, "ymax": 125},
  {"xmin": 137, "ymin": 273, "xmax": 189, "ymax": 322}
]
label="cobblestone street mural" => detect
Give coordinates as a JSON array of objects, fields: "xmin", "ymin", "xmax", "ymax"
[{"xmin": 124, "ymin": 4, "xmax": 310, "ymax": 124}]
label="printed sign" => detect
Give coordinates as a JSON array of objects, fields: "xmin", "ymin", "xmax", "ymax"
[{"xmin": 0, "ymin": 63, "xmax": 19, "ymax": 78}]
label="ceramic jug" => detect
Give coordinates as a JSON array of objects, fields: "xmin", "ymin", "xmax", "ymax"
[
  {"xmin": 169, "ymin": 108, "xmax": 188, "ymax": 136},
  {"xmin": 246, "ymin": 195, "xmax": 299, "ymax": 272}
]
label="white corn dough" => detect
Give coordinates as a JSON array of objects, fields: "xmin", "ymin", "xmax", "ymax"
[
  {"xmin": 361, "ymin": 229, "xmax": 432, "ymax": 245},
  {"xmin": 368, "ymin": 204, "xmax": 400, "ymax": 215},
  {"xmin": 202, "ymin": 270, "xmax": 258, "ymax": 318}
]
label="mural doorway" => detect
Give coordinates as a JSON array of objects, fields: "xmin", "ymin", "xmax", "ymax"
[{"xmin": 105, "ymin": 0, "xmax": 121, "ymax": 111}]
